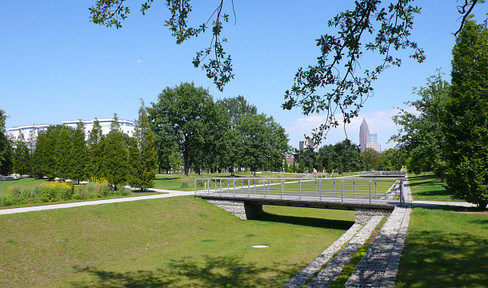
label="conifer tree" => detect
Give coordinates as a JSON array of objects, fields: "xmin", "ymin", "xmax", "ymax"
[
  {"xmin": 129, "ymin": 100, "xmax": 158, "ymax": 191},
  {"xmin": 0, "ymin": 109, "xmax": 13, "ymax": 175},
  {"xmin": 102, "ymin": 114, "xmax": 129, "ymax": 190},
  {"xmin": 56, "ymin": 125, "xmax": 72, "ymax": 179},
  {"xmin": 70, "ymin": 121, "xmax": 88, "ymax": 183},
  {"xmin": 13, "ymin": 132, "xmax": 31, "ymax": 176},
  {"xmin": 32, "ymin": 130, "xmax": 48, "ymax": 178},
  {"xmin": 45, "ymin": 127, "xmax": 59, "ymax": 179},
  {"xmin": 86, "ymin": 119, "xmax": 104, "ymax": 181}
]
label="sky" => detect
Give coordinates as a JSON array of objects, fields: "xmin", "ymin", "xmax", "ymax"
[{"xmin": 1, "ymin": 1, "xmax": 486, "ymax": 151}]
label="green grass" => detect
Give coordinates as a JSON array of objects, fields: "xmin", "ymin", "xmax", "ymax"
[
  {"xmin": 395, "ymin": 207, "xmax": 488, "ymax": 287},
  {"xmin": 0, "ymin": 178, "xmax": 156, "ymax": 209},
  {"xmin": 154, "ymin": 171, "xmax": 371, "ymax": 192},
  {"xmin": 0, "ymin": 196, "xmax": 354, "ymax": 287},
  {"xmin": 408, "ymin": 173, "xmax": 459, "ymax": 202}
]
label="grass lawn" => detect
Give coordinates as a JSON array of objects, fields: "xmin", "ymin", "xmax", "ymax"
[
  {"xmin": 408, "ymin": 173, "xmax": 460, "ymax": 202},
  {"xmin": 154, "ymin": 171, "xmax": 366, "ymax": 191},
  {"xmin": 396, "ymin": 207, "xmax": 488, "ymax": 287},
  {"xmin": 0, "ymin": 196, "xmax": 354, "ymax": 287},
  {"xmin": 0, "ymin": 178, "xmax": 156, "ymax": 209}
]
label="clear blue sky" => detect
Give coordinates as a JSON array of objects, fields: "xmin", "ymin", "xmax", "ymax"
[{"xmin": 1, "ymin": 1, "xmax": 485, "ymax": 150}]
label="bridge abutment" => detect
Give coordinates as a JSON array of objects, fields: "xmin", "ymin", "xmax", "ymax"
[
  {"xmin": 205, "ymin": 199, "xmax": 263, "ymax": 220},
  {"xmin": 354, "ymin": 208, "xmax": 391, "ymax": 224}
]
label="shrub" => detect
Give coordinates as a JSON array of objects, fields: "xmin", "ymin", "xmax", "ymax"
[{"xmin": 180, "ymin": 178, "xmax": 192, "ymax": 189}]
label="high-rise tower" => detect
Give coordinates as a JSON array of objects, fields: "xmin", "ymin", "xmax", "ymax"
[{"xmin": 359, "ymin": 119, "xmax": 369, "ymax": 152}]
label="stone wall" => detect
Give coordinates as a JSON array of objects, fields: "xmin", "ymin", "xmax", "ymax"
[
  {"xmin": 355, "ymin": 208, "xmax": 391, "ymax": 224},
  {"xmin": 205, "ymin": 199, "xmax": 263, "ymax": 220}
]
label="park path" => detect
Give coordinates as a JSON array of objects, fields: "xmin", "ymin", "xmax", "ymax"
[{"xmin": 0, "ymin": 188, "xmax": 190, "ymax": 216}]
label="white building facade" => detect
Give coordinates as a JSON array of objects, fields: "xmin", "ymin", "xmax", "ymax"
[{"xmin": 7, "ymin": 118, "xmax": 135, "ymax": 142}]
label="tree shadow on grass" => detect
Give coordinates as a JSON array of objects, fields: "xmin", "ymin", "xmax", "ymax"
[
  {"xmin": 414, "ymin": 189, "xmax": 452, "ymax": 197},
  {"xmin": 397, "ymin": 230, "xmax": 488, "ymax": 287},
  {"xmin": 254, "ymin": 212, "xmax": 353, "ymax": 230},
  {"xmin": 71, "ymin": 255, "xmax": 296, "ymax": 288}
]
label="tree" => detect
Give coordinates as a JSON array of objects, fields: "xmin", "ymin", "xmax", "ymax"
[
  {"xmin": 32, "ymin": 130, "xmax": 48, "ymax": 178},
  {"xmin": 128, "ymin": 100, "xmax": 158, "ymax": 191},
  {"xmin": 361, "ymin": 148, "xmax": 382, "ymax": 170},
  {"xmin": 236, "ymin": 113, "xmax": 289, "ymax": 175},
  {"xmin": 148, "ymin": 82, "xmax": 218, "ymax": 176},
  {"xmin": 442, "ymin": 19, "xmax": 488, "ymax": 209},
  {"xmin": 86, "ymin": 119, "xmax": 105, "ymax": 180},
  {"xmin": 89, "ymin": 1, "xmax": 484, "ymax": 142},
  {"xmin": 391, "ymin": 72, "xmax": 449, "ymax": 178},
  {"xmin": 216, "ymin": 96, "xmax": 258, "ymax": 175},
  {"xmin": 379, "ymin": 148, "xmax": 405, "ymax": 171},
  {"xmin": 70, "ymin": 121, "xmax": 88, "ymax": 183},
  {"xmin": 102, "ymin": 114, "xmax": 129, "ymax": 190},
  {"xmin": 0, "ymin": 109, "xmax": 13, "ymax": 175},
  {"xmin": 12, "ymin": 132, "xmax": 31, "ymax": 176},
  {"xmin": 44, "ymin": 127, "xmax": 59, "ymax": 179},
  {"xmin": 56, "ymin": 125, "xmax": 72, "ymax": 179}
]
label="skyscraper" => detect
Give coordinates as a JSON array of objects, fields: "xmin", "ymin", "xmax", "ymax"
[{"xmin": 359, "ymin": 119, "xmax": 369, "ymax": 152}]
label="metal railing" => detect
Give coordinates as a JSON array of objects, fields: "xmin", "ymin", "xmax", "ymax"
[
  {"xmin": 362, "ymin": 170, "xmax": 407, "ymax": 177},
  {"xmin": 195, "ymin": 177, "xmax": 404, "ymax": 204}
]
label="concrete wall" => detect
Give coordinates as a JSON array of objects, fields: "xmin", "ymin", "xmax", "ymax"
[{"xmin": 205, "ymin": 199, "xmax": 263, "ymax": 220}]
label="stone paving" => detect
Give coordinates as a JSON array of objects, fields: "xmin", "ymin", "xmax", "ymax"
[
  {"xmin": 283, "ymin": 178, "xmax": 413, "ymax": 288},
  {"xmin": 282, "ymin": 223, "xmax": 363, "ymax": 288},
  {"xmin": 344, "ymin": 206, "xmax": 411, "ymax": 288},
  {"xmin": 308, "ymin": 216, "xmax": 384, "ymax": 288}
]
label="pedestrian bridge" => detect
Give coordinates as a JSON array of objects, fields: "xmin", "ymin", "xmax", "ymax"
[{"xmin": 194, "ymin": 176, "xmax": 406, "ymax": 221}]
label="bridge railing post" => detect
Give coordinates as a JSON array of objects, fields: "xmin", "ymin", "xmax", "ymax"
[
  {"xmin": 319, "ymin": 180, "xmax": 322, "ymax": 201},
  {"xmin": 400, "ymin": 179, "xmax": 404, "ymax": 205},
  {"xmin": 369, "ymin": 180, "xmax": 372, "ymax": 204},
  {"xmin": 333, "ymin": 179, "xmax": 336, "ymax": 198},
  {"xmin": 341, "ymin": 180, "xmax": 344, "ymax": 202},
  {"xmin": 280, "ymin": 180, "xmax": 284, "ymax": 199},
  {"xmin": 299, "ymin": 179, "xmax": 302, "ymax": 200},
  {"xmin": 353, "ymin": 179, "xmax": 356, "ymax": 199}
]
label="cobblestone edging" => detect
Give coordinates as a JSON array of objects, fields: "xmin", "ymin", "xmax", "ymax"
[
  {"xmin": 282, "ymin": 223, "xmax": 363, "ymax": 288},
  {"xmin": 307, "ymin": 216, "xmax": 384, "ymax": 288},
  {"xmin": 344, "ymin": 206, "xmax": 411, "ymax": 288},
  {"xmin": 355, "ymin": 209, "xmax": 391, "ymax": 224}
]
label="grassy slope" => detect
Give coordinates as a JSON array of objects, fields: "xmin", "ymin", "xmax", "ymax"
[
  {"xmin": 0, "ymin": 178, "xmax": 156, "ymax": 209},
  {"xmin": 408, "ymin": 173, "xmax": 459, "ymax": 202},
  {"xmin": 0, "ymin": 196, "xmax": 354, "ymax": 287},
  {"xmin": 396, "ymin": 208, "xmax": 488, "ymax": 287}
]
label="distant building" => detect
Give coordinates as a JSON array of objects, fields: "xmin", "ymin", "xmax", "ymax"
[
  {"xmin": 368, "ymin": 133, "xmax": 378, "ymax": 143},
  {"xmin": 359, "ymin": 119, "xmax": 370, "ymax": 152},
  {"xmin": 360, "ymin": 119, "xmax": 381, "ymax": 153},
  {"xmin": 366, "ymin": 142, "xmax": 381, "ymax": 153},
  {"xmin": 299, "ymin": 136, "xmax": 314, "ymax": 151},
  {"xmin": 63, "ymin": 118, "xmax": 135, "ymax": 138},
  {"xmin": 7, "ymin": 124, "xmax": 49, "ymax": 142},
  {"xmin": 7, "ymin": 118, "xmax": 135, "ymax": 142}
]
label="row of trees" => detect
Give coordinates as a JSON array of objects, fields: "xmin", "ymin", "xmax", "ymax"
[
  {"xmin": 2, "ymin": 104, "xmax": 157, "ymax": 191},
  {"xmin": 148, "ymin": 82, "xmax": 290, "ymax": 176},
  {"xmin": 289, "ymin": 140, "xmax": 405, "ymax": 174},
  {"xmin": 392, "ymin": 19, "xmax": 488, "ymax": 208}
]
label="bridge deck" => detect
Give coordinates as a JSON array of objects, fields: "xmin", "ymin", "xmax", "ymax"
[
  {"xmin": 197, "ymin": 192, "xmax": 399, "ymax": 210},
  {"xmin": 194, "ymin": 177, "xmax": 405, "ymax": 210}
]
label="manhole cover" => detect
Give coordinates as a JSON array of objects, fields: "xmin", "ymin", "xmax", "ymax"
[{"xmin": 252, "ymin": 245, "xmax": 269, "ymax": 248}]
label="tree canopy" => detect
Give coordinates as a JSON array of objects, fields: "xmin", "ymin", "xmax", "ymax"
[
  {"xmin": 89, "ymin": 0, "xmax": 485, "ymax": 142},
  {"xmin": 442, "ymin": 19, "xmax": 488, "ymax": 209}
]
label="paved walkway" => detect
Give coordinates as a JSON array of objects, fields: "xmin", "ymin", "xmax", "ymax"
[
  {"xmin": 0, "ymin": 188, "xmax": 190, "ymax": 215},
  {"xmin": 411, "ymin": 200, "xmax": 477, "ymax": 208}
]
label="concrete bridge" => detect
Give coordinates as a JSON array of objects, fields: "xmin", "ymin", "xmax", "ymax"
[{"xmin": 194, "ymin": 177, "xmax": 406, "ymax": 223}]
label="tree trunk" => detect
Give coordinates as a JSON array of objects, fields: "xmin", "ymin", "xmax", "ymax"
[{"xmin": 183, "ymin": 150, "xmax": 189, "ymax": 177}]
